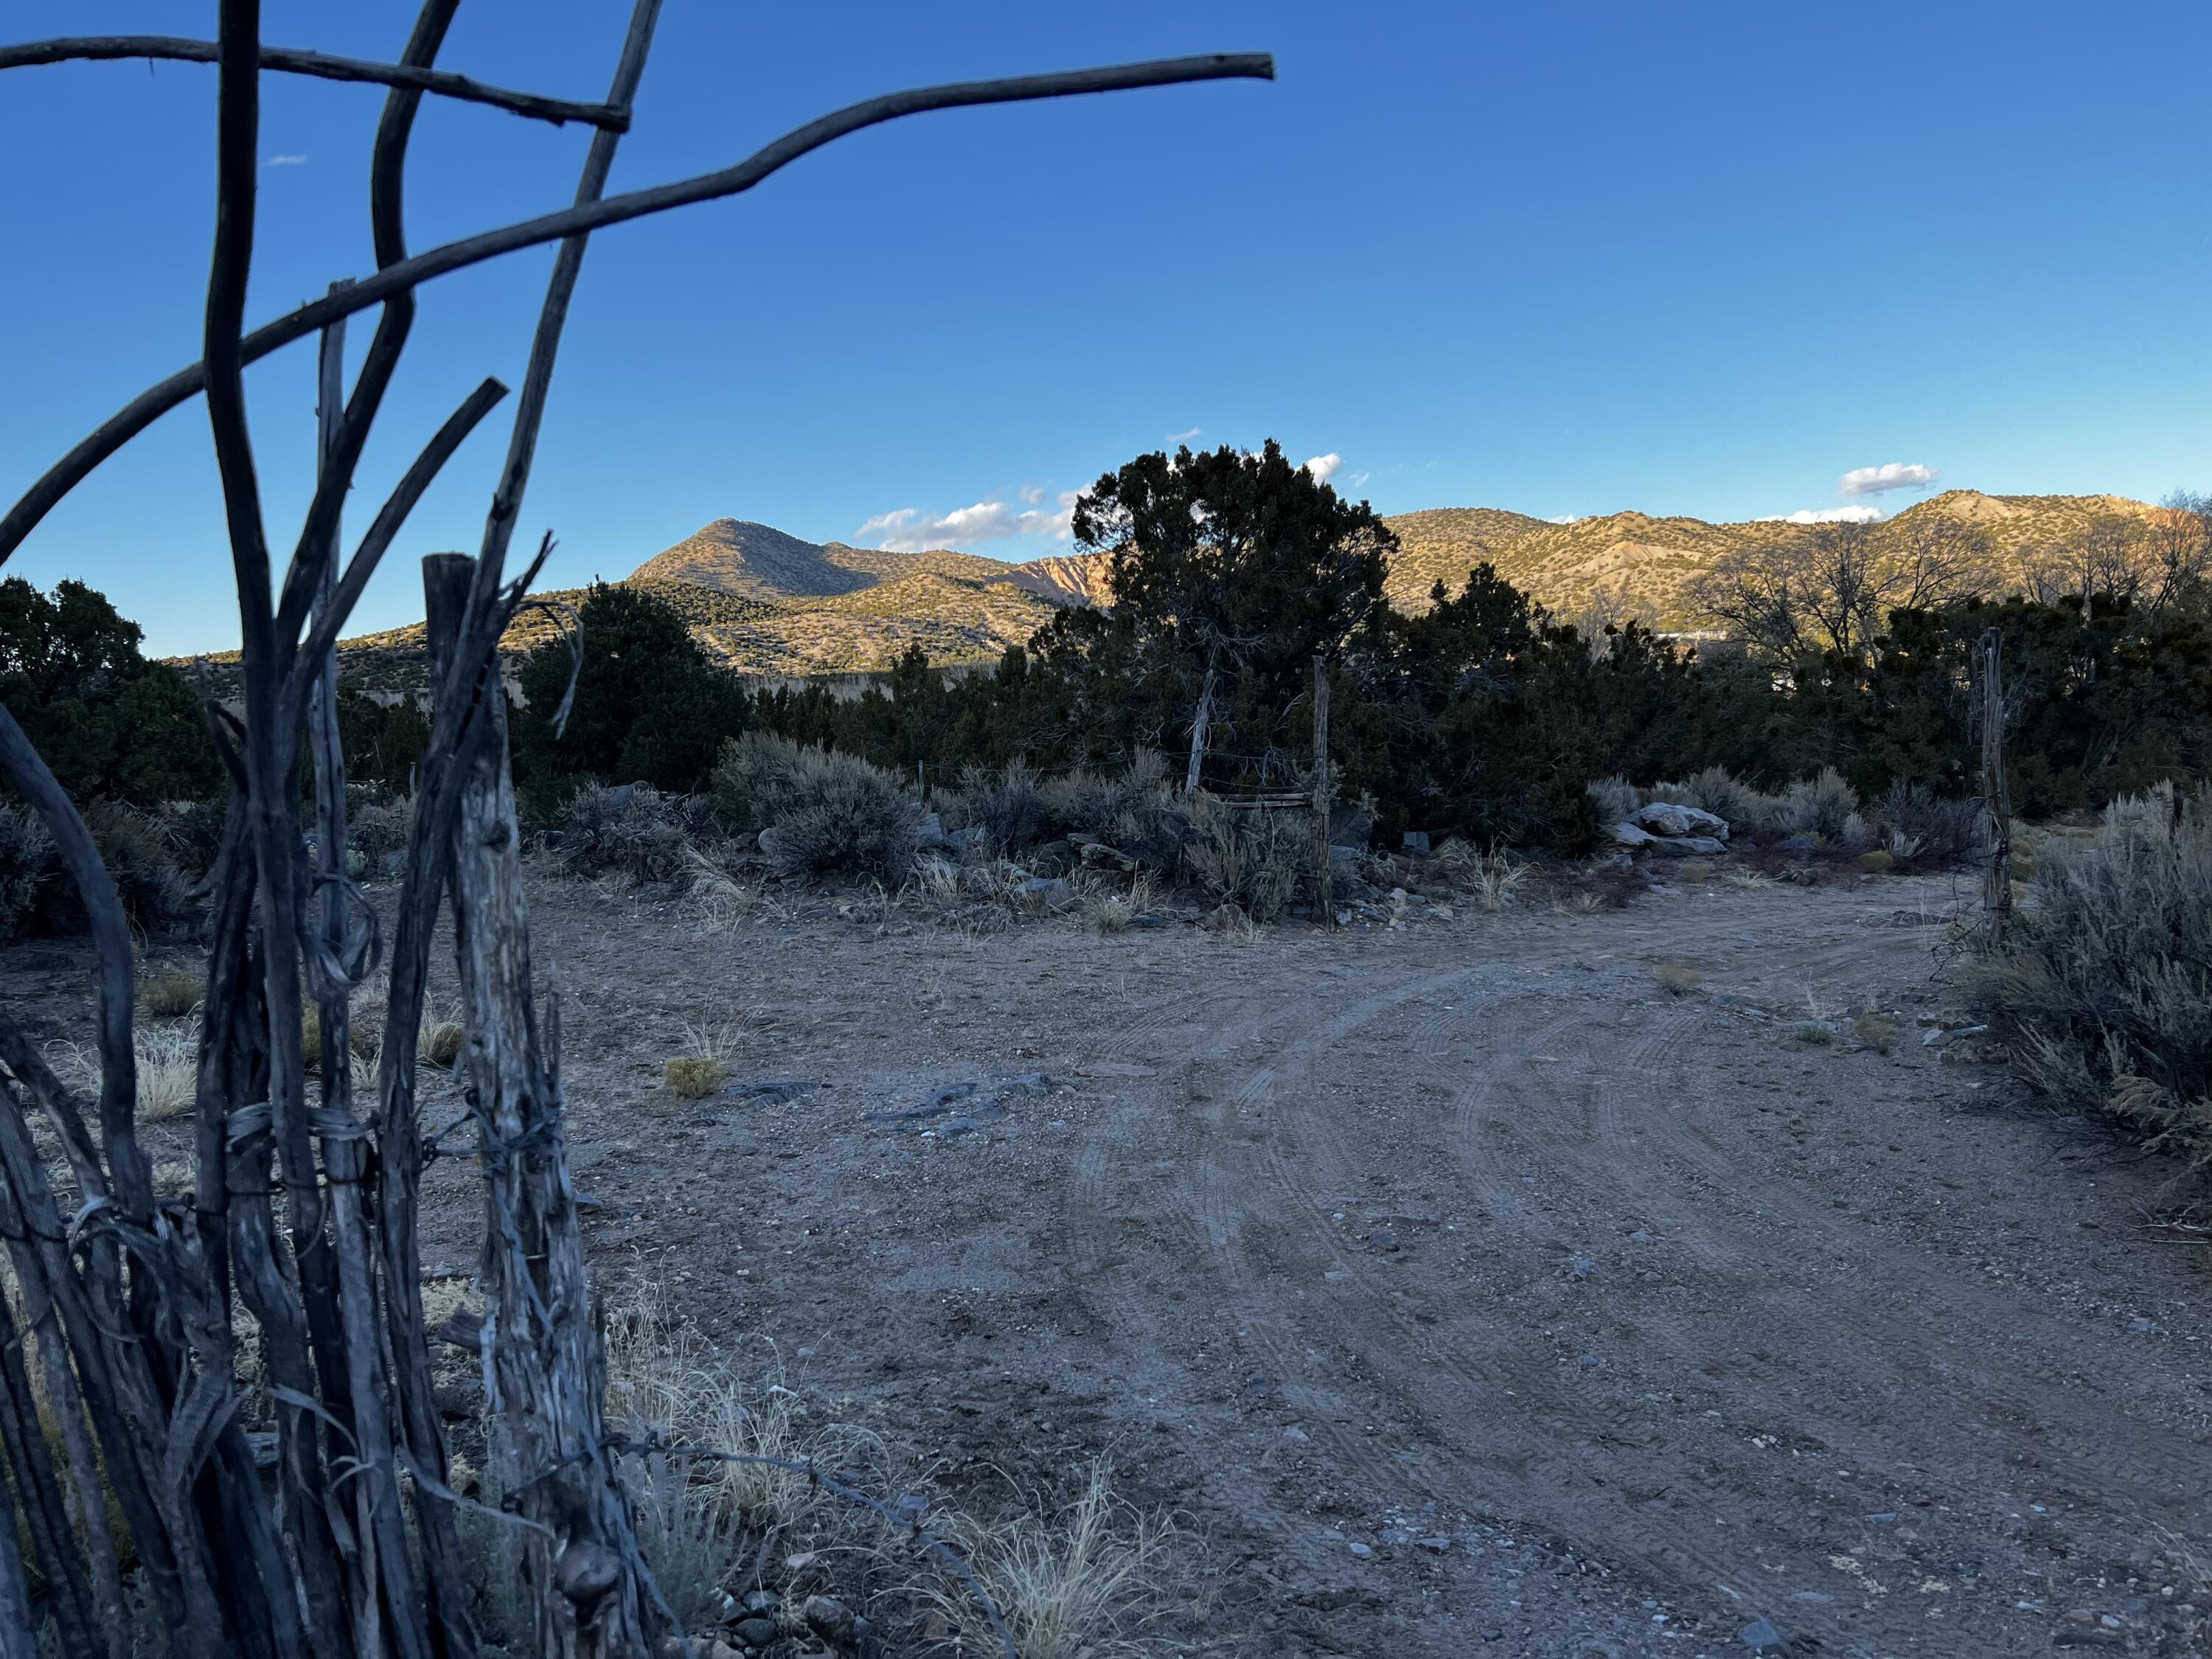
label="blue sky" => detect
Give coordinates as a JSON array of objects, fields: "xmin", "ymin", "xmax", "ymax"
[{"xmin": 5, "ymin": 2, "xmax": 2211, "ymax": 655}]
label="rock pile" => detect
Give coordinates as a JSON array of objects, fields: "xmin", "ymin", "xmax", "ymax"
[{"xmin": 1612, "ymin": 802, "xmax": 1729, "ymax": 857}]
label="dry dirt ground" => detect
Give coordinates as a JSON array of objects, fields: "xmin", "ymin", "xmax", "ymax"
[{"xmin": 13, "ymin": 872, "xmax": 2212, "ymax": 1656}]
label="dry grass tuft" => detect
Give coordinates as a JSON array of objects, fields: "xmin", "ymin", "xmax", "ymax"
[
  {"xmin": 663, "ymin": 1020, "xmax": 739, "ymax": 1099},
  {"xmin": 422, "ymin": 1019, "xmax": 465, "ymax": 1069},
  {"xmin": 933, "ymin": 1462, "xmax": 1194, "ymax": 1659},
  {"xmin": 662, "ymin": 1056, "xmax": 728, "ymax": 1100},
  {"xmin": 1674, "ymin": 859, "xmax": 1713, "ymax": 884},
  {"xmin": 679, "ymin": 844, "xmax": 760, "ymax": 937},
  {"xmin": 49, "ymin": 1020, "xmax": 198, "ymax": 1121},
  {"xmin": 136, "ymin": 969, "xmax": 201, "ymax": 1019},
  {"xmin": 1436, "ymin": 840, "xmax": 1528, "ymax": 911},
  {"xmin": 1652, "ymin": 961, "xmax": 1703, "ymax": 996},
  {"xmin": 1851, "ymin": 1012, "xmax": 1899, "ymax": 1053}
]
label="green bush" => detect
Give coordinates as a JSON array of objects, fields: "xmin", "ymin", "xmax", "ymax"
[
  {"xmin": 1966, "ymin": 793, "xmax": 2212, "ymax": 1159},
  {"xmin": 1780, "ymin": 767, "xmax": 1863, "ymax": 843},
  {"xmin": 0, "ymin": 576, "xmax": 221, "ymax": 807},
  {"xmin": 714, "ymin": 733, "xmax": 920, "ymax": 881},
  {"xmin": 512, "ymin": 581, "xmax": 751, "ymax": 810}
]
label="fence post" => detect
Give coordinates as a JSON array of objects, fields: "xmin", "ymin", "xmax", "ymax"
[
  {"xmin": 425, "ymin": 554, "xmax": 648, "ymax": 1659},
  {"xmin": 1310, "ymin": 652, "xmax": 1333, "ymax": 925},
  {"xmin": 1980, "ymin": 626, "xmax": 2014, "ymax": 942}
]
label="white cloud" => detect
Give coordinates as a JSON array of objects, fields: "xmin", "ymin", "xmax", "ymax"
[
  {"xmin": 265, "ymin": 153, "xmax": 309, "ymax": 167},
  {"xmin": 1304, "ymin": 453, "xmax": 1343, "ymax": 484},
  {"xmin": 1548, "ymin": 514, "xmax": 1582, "ymax": 525},
  {"xmin": 1838, "ymin": 462, "xmax": 1938, "ymax": 498},
  {"xmin": 857, "ymin": 490, "xmax": 1077, "ymax": 553},
  {"xmin": 1757, "ymin": 504, "xmax": 1888, "ymax": 525},
  {"xmin": 1166, "ymin": 427, "xmax": 1202, "ymax": 443},
  {"xmin": 1347, "ymin": 470, "xmax": 1371, "ymax": 487},
  {"xmin": 1018, "ymin": 484, "xmax": 1045, "ymax": 505}
]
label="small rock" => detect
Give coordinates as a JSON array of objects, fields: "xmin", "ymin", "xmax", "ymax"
[
  {"xmin": 1736, "ymin": 1616, "xmax": 1788, "ymax": 1652},
  {"xmin": 1650, "ymin": 834, "xmax": 1727, "ymax": 857},
  {"xmin": 1381, "ymin": 1527, "xmax": 1410, "ymax": 1545},
  {"xmin": 1576, "ymin": 1354, "xmax": 1600, "ymax": 1370},
  {"xmin": 802, "ymin": 1595, "xmax": 855, "ymax": 1644},
  {"xmin": 1570, "ymin": 1256, "xmax": 1596, "ymax": 1280},
  {"xmin": 1282, "ymin": 1426, "xmax": 1310, "ymax": 1443},
  {"xmin": 1628, "ymin": 1230, "xmax": 1655, "ymax": 1244},
  {"xmin": 1865, "ymin": 1512, "xmax": 1899, "ymax": 1525},
  {"xmin": 1018, "ymin": 875, "xmax": 1075, "ymax": 910},
  {"xmin": 2128, "ymin": 1318, "xmax": 2157, "ymax": 1333},
  {"xmin": 732, "ymin": 1617, "xmax": 778, "ymax": 1649},
  {"xmin": 742, "ymin": 1590, "xmax": 780, "ymax": 1615},
  {"xmin": 1418, "ymin": 1534, "xmax": 1453, "ymax": 1553},
  {"xmin": 783, "ymin": 1551, "xmax": 818, "ymax": 1573},
  {"xmin": 1348, "ymin": 1541, "xmax": 1374, "ymax": 1559}
]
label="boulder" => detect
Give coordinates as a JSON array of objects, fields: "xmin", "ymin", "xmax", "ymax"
[
  {"xmin": 1017, "ymin": 875, "xmax": 1074, "ymax": 910},
  {"xmin": 1631, "ymin": 801, "xmax": 1730, "ymax": 840},
  {"xmin": 1649, "ymin": 835, "xmax": 1727, "ymax": 857},
  {"xmin": 914, "ymin": 810, "xmax": 950, "ymax": 851},
  {"xmin": 1612, "ymin": 821, "xmax": 1658, "ymax": 848}
]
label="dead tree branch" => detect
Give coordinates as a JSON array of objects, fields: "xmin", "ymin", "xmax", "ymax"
[
  {"xmin": 0, "ymin": 35, "xmax": 630, "ymax": 129},
  {"xmin": 0, "ymin": 52, "xmax": 1274, "ymax": 571}
]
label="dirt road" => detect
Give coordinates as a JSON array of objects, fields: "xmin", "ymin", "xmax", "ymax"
[
  {"xmin": 447, "ymin": 871, "xmax": 2211, "ymax": 1655},
  {"xmin": 13, "ymin": 872, "xmax": 2156, "ymax": 1654}
]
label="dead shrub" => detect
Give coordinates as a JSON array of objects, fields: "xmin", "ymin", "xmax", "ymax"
[
  {"xmin": 1871, "ymin": 780, "xmax": 1981, "ymax": 866},
  {"xmin": 1965, "ymin": 790, "xmax": 2212, "ymax": 1159},
  {"xmin": 1652, "ymin": 961, "xmax": 1703, "ymax": 996},
  {"xmin": 557, "ymin": 781, "xmax": 692, "ymax": 886}
]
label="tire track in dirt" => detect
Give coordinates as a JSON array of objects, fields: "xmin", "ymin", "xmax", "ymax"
[{"xmin": 1211, "ymin": 967, "xmax": 1796, "ymax": 1607}]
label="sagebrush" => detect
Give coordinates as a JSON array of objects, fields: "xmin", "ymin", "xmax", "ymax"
[{"xmin": 1966, "ymin": 790, "xmax": 2212, "ymax": 1159}]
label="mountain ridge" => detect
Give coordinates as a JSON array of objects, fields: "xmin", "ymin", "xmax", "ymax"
[{"xmin": 175, "ymin": 490, "xmax": 2169, "ymax": 692}]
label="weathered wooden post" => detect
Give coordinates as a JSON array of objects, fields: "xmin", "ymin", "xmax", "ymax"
[
  {"xmin": 1979, "ymin": 626, "xmax": 2014, "ymax": 940},
  {"xmin": 1310, "ymin": 652, "xmax": 1333, "ymax": 923},
  {"xmin": 425, "ymin": 555, "xmax": 645, "ymax": 1659}
]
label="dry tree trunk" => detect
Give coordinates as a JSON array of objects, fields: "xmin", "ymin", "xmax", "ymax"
[
  {"xmin": 1310, "ymin": 653, "xmax": 1333, "ymax": 923},
  {"xmin": 1980, "ymin": 627, "xmax": 2014, "ymax": 941},
  {"xmin": 425, "ymin": 559, "xmax": 645, "ymax": 1659}
]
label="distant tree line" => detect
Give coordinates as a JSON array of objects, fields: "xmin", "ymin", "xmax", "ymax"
[{"xmin": 12, "ymin": 452, "xmax": 2211, "ymax": 852}]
